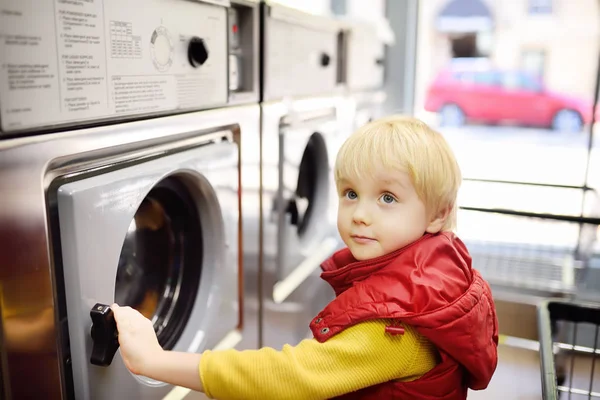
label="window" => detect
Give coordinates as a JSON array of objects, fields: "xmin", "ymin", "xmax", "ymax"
[
  {"xmin": 528, "ymin": 0, "xmax": 552, "ymax": 15},
  {"xmin": 452, "ymin": 71, "xmax": 475, "ymax": 83},
  {"xmin": 518, "ymin": 72, "xmax": 543, "ymax": 92},
  {"xmin": 415, "ymin": 0, "xmax": 600, "ymax": 305},
  {"xmin": 474, "ymin": 71, "xmax": 502, "ymax": 86},
  {"xmin": 498, "ymin": 71, "xmax": 542, "ymax": 92}
]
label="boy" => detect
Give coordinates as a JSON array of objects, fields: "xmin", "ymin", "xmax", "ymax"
[{"xmin": 113, "ymin": 115, "xmax": 499, "ymax": 399}]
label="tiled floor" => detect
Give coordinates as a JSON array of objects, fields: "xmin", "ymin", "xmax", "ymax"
[
  {"xmin": 468, "ymin": 344, "xmax": 543, "ymax": 400},
  {"xmin": 470, "ymin": 342, "xmax": 600, "ymax": 400}
]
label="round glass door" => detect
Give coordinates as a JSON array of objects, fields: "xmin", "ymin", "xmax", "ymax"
[{"xmin": 114, "ymin": 177, "xmax": 202, "ymax": 350}]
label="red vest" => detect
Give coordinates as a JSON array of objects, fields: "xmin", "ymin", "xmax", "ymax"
[{"xmin": 309, "ymin": 232, "xmax": 499, "ymax": 400}]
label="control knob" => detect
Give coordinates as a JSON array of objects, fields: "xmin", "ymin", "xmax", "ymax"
[
  {"xmin": 320, "ymin": 53, "xmax": 331, "ymax": 67},
  {"xmin": 188, "ymin": 36, "xmax": 209, "ymax": 68}
]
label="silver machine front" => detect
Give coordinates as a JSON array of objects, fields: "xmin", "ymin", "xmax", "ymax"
[
  {"xmin": 261, "ymin": 98, "xmax": 347, "ymax": 348},
  {"xmin": 0, "ymin": 0, "xmax": 261, "ymax": 398},
  {"xmin": 259, "ymin": 3, "xmax": 394, "ymax": 349},
  {"xmin": 340, "ymin": 18, "xmax": 394, "ymax": 131},
  {"xmin": 260, "ymin": 2, "xmax": 344, "ymax": 348}
]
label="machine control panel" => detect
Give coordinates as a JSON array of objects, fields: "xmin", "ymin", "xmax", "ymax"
[
  {"xmin": 263, "ymin": 3, "xmax": 341, "ymax": 101},
  {"xmin": 0, "ymin": 0, "xmax": 229, "ymax": 134},
  {"xmin": 227, "ymin": 1, "xmax": 258, "ymax": 100},
  {"xmin": 228, "ymin": 7, "xmax": 242, "ymax": 91},
  {"xmin": 342, "ymin": 21, "xmax": 390, "ymax": 91}
]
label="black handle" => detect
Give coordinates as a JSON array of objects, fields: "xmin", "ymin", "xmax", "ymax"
[{"xmin": 90, "ymin": 303, "xmax": 120, "ymax": 367}]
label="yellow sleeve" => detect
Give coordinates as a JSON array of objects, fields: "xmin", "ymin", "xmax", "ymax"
[{"xmin": 199, "ymin": 319, "xmax": 438, "ymax": 400}]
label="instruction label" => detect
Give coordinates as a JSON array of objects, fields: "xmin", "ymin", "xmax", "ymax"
[{"xmin": 0, "ymin": 0, "xmax": 228, "ymax": 133}]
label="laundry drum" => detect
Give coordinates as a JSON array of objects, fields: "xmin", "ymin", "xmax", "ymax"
[
  {"xmin": 114, "ymin": 176, "xmax": 203, "ymax": 350},
  {"xmin": 292, "ymin": 133, "xmax": 330, "ymax": 240}
]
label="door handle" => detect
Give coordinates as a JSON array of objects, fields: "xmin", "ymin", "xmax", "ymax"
[{"xmin": 90, "ymin": 303, "xmax": 120, "ymax": 367}]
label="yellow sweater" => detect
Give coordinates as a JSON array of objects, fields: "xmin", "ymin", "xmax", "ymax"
[{"xmin": 199, "ymin": 319, "xmax": 439, "ymax": 400}]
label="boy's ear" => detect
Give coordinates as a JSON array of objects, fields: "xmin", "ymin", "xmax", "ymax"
[{"xmin": 425, "ymin": 205, "xmax": 452, "ymax": 233}]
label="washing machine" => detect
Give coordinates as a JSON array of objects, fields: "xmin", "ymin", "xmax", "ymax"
[
  {"xmin": 259, "ymin": 2, "xmax": 352, "ymax": 348},
  {"xmin": 339, "ymin": 18, "xmax": 394, "ymax": 131},
  {"xmin": 0, "ymin": 0, "xmax": 261, "ymax": 398}
]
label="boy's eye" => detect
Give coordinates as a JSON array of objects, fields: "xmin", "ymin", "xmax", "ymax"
[
  {"xmin": 345, "ymin": 190, "xmax": 358, "ymax": 200},
  {"xmin": 381, "ymin": 194, "xmax": 396, "ymax": 204}
]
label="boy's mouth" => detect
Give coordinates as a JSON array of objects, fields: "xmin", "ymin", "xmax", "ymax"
[{"xmin": 351, "ymin": 235, "xmax": 376, "ymax": 244}]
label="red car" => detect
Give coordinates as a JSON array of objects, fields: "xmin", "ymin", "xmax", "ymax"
[{"xmin": 424, "ymin": 60, "xmax": 598, "ymax": 133}]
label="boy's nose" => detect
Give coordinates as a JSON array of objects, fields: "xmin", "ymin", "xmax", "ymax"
[{"xmin": 352, "ymin": 203, "xmax": 372, "ymax": 225}]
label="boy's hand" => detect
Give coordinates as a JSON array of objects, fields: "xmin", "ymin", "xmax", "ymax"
[{"xmin": 111, "ymin": 303, "xmax": 163, "ymax": 376}]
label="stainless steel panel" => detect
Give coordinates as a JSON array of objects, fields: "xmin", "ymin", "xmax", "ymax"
[
  {"xmin": 262, "ymin": 3, "xmax": 343, "ymax": 101},
  {"xmin": 260, "ymin": 96, "xmax": 352, "ymax": 349},
  {"xmin": 228, "ymin": 0, "xmax": 261, "ymax": 104},
  {"xmin": 0, "ymin": 0, "xmax": 261, "ymax": 137},
  {"xmin": 350, "ymin": 91, "xmax": 387, "ymax": 130},
  {"xmin": 343, "ymin": 22, "xmax": 386, "ymax": 91},
  {"xmin": 0, "ymin": 104, "xmax": 261, "ymax": 399}
]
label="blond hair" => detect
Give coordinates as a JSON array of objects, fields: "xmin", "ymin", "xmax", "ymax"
[{"xmin": 334, "ymin": 115, "xmax": 462, "ymax": 231}]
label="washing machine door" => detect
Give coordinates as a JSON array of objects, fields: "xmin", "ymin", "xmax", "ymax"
[
  {"xmin": 272, "ymin": 117, "xmax": 343, "ymax": 303},
  {"xmin": 56, "ymin": 140, "xmax": 239, "ymax": 399}
]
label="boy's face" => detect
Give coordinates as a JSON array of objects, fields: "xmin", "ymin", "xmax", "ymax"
[{"xmin": 337, "ymin": 166, "xmax": 434, "ymax": 261}]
